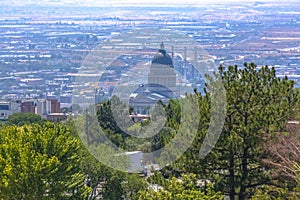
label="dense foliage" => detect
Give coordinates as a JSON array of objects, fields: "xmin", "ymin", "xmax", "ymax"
[
  {"xmin": 6, "ymin": 112, "xmax": 46, "ymax": 126},
  {"xmin": 0, "ymin": 123, "xmax": 90, "ymax": 200},
  {"xmin": 139, "ymin": 173, "xmax": 224, "ymax": 200},
  {"xmin": 171, "ymin": 63, "xmax": 298, "ymax": 200}
]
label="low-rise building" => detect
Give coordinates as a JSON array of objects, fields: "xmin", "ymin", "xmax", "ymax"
[
  {"xmin": 0, "ymin": 100, "xmax": 21, "ymax": 122},
  {"xmin": 47, "ymin": 113, "xmax": 68, "ymax": 122},
  {"xmin": 21, "ymin": 98, "xmax": 61, "ymax": 118},
  {"xmin": 21, "ymin": 100, "xmax": 36, "ymax": 113}
]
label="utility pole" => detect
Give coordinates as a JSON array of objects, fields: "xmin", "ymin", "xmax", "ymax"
[
  {"xmin": 184, "ymin": 46, "xmax": 187, "ymax": 80},
  {"xmin": 85, "ymin": 108, "xmax": 90, "ymax": 146}
]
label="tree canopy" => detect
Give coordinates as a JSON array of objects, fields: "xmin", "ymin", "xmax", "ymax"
[
  {"xmin": 0, "ymin": 122, "xmax": 90, "ymax": 200},
  {"xmin": 6, "ymin": 112, "xmax": 46, "ymax": 126},
  {"xmin": 139, "ymin": 173, "xmax": 224, "ymax": 200},
  {"xmin": 175, "ymin": 63, "xmax": 299, "ymax": 200}
]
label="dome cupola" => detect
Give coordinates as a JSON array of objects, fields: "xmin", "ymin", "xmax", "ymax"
[{"xmin": 151, "ymin": 42, "xmax": 173, "ymax": 67}]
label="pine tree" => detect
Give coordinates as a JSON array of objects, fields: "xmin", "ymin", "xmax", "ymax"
[{"xmin": 177, "ymin": 63, "xmax": 298, "ymax": 200}]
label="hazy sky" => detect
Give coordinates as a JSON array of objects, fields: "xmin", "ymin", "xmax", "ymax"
[{"xmin": 4, "ymin": 0, "xmax": 299, "ymax": 6}]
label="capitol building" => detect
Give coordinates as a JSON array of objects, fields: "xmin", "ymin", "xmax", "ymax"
[{"xmin": 129, "ymin": 43, "xmax": 178, "ymax": 114}]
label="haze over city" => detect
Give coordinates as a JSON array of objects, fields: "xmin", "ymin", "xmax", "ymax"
[{"xmin": 3, "ymin": 0, "xmax": 300, "ymax": 6}]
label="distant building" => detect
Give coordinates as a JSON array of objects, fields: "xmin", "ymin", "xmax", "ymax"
[
  {"xmin": 0, "ymin": 100, "xmax": 21, "ymax": 122},
  {"xmin": 148, "ymin": 42, "xmax": 177, "ymax": 97},
  {"xmin": 49, "ymin": 99, "xmax": 60, "ymax": 113},
  {"xmin": 129, "ymin": 88, "xmax": 171, "ymax": 114},
  {"xmin": 35, "ymin": 99, "xmax": 47, "ymax": 116},
  {"xmin": 129, "ymin": 114, "xmax": 150, "ymax": 122},
  {"xmin": 125, "ymin": 151, "xmax": 161, "ymax": 177},
  {"xmin": 21, "ymin": 101, "xmax": 35, "ymax": 114},
  {"xmin": 21, "ymin": 98, "xmax": 61, "ymax": 118},
  {"xmin": 125, "ymin": 151, "xmax": 144, "ymax": 173},
  {"xmin": 47, "ymin": 113, "xmax": 68, "ymax": 122},
  {"xmin": 129, "ymin": 43, "xmax": 177, "ymax": 114}
]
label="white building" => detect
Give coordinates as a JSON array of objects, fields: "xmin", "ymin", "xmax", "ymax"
[{"xmin": 0, "ymin": 100, "xmax": 21, "ymax": 122}]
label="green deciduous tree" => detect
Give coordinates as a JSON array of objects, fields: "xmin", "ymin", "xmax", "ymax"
[
  {"xmin": 0, "ymin": 122, "xmax": 90, "ymax": 200},
  {"xmin": 6, "ymin": 112, "xmax": 46, "ymax": 126},
  {"xmin": 80, "ymin": 148, "xmax": 146, "ymax": 200},
  {"xmin": 66, "ymin": 113, "xmax": 146, "ymax": 200}
]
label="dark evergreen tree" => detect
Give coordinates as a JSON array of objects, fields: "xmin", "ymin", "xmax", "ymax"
[{"xmin": 177, "ymin": 63, "xmax": 298, "ymax": 200}]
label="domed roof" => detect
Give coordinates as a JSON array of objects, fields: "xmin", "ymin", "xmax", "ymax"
[{"xmin": 151, "ymin": 43, "xmax": 173, "ymax": 67}]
